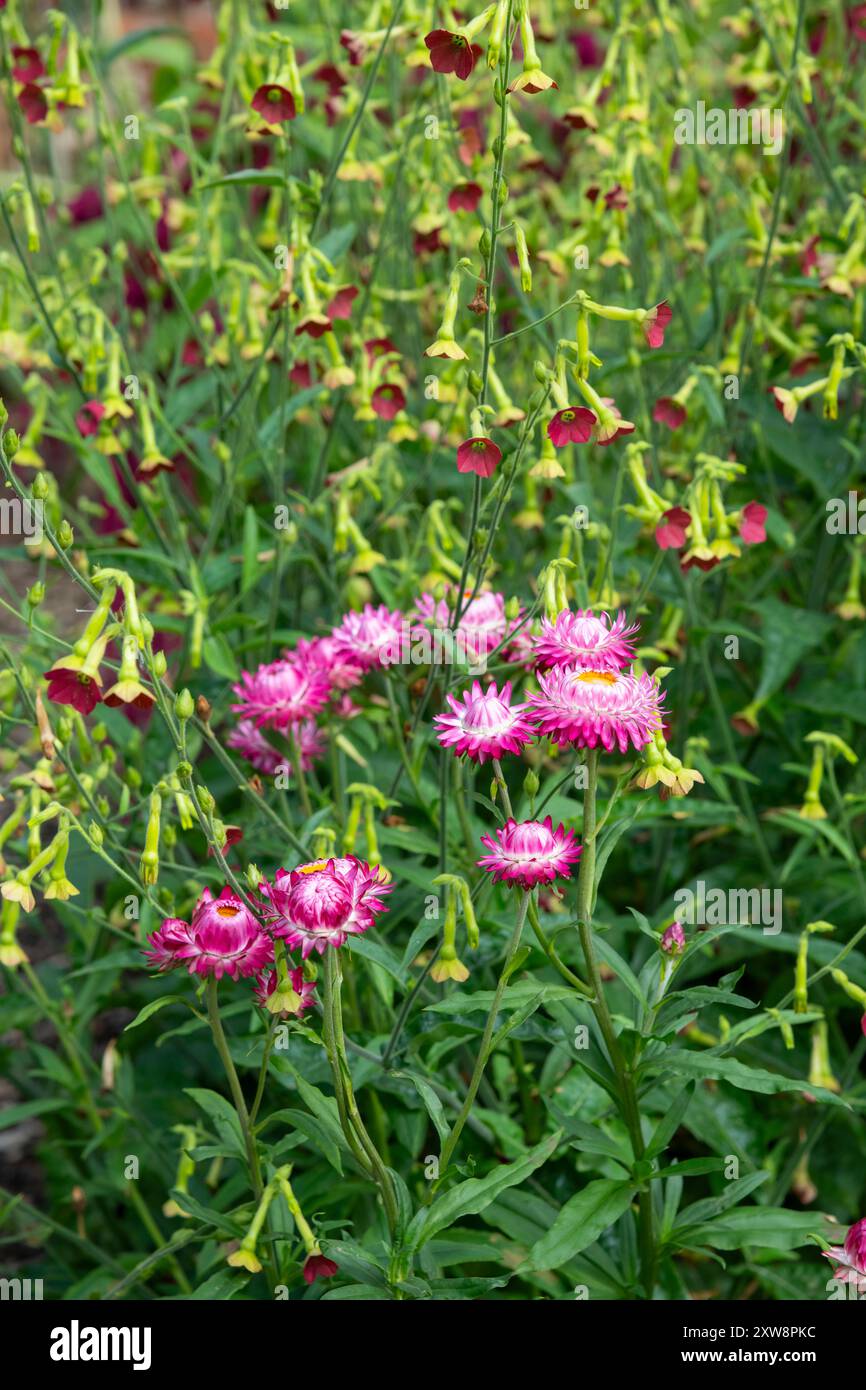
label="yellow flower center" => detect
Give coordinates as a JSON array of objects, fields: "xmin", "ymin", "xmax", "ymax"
[{"xmin": 576, "ymin": 671, "xmax": 618, "ymax": 686}]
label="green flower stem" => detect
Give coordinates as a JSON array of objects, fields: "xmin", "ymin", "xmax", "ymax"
[
  {"xmin": 437, "ymin": 888, "xmax": 531, "ymax": 1179},
  {"xmin": 204, "ymin": 978, "xmax": 264, "ymax": 1203},
  {"xmin": 288, "ymin": 724, "xmax": 313, "ymax": 820},
  {"xmin": 575, "ymin": 750, "xmax": 655, "ymax": 1298}
]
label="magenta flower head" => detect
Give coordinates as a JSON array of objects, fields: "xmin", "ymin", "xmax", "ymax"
[
  {"xmin": 661, "ymin": 921, "xmax": 686, "ymax": 955},
  {"xmin": 532, "ymin": 609, "xmax": 638, "ymax": 673},
  {"xmin": 44, "ymin": 664, "xmax": 102, "ymax": 715},
  {"xmin": 825, "ymin": 1217, "xmax": 866, "ymax": 1292},
  {"xmin": 653, "ymin": 396, "xmax": 687, "ymax": 430},
  {"xmin": 547, "ymin": 406, "xmax": 597, "ymax": 448},
  {"xmin": 76, "ymin": 400, "xmax": 106, "ymax": 438},
  {"xmin": 457, "ymin": 435, "xmax": 502, "ymax": 478},
  {"xmin": 529, "ymin": 668, "xmax": 664, "ymax": 753},
  {"xmin": 478, "ymin": 816, "xmax": 582, "ymax": 890},
  {"xmin": 251, "ymin": 84, "xmax": 297, "ymax": 124},
  {"xmin": 11, "ymin": 47, "xmax": 44, "ymax": 82},
  {"xmin": 371, "ymin": 383, "xmax": 406, "ymax": 420},
  {"xmin": 330, "ymin": 603, "xmax": 405, "ymax": 670},
  {"xmin": 739, "ymin": 500, "xmax": 768, "ymax": 545},
  {"xmin": 259, "ymin": 856, "xmax": 392, "ymax": 958},
  {"xmin": 434, "ymin": 678, "xmax": 537, "ymax": 763},
  {"xmin": 143, "ymin": 886, "xmax": 274, "ymax": 980},
  {"xmin": 18, "ymin": 83, "xmax": 47, "ymax": 125},
  {"xmin": 227, "ymin": 718, "xmax": 324, "ymax": 776},
  {"xmin": 231, "ymin": 659, "xmax": 331, "ymax": 729},
  {"xmin": 292, "ymin": 635, "xmax": 365, "ymax": 692},
  {"xmin": 413, "ymin": 588, "xmax": 514, "ymax": 661},
  {"xmin": 641, "ymin": 301, "xmax": 672, "ymax": 349},
  {"xmin": 424, "ymin": 29, "xmax": 480, "ymax": 80}
]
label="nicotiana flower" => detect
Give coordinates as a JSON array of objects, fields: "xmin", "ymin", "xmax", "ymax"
[
  {"xmin": 825, "ymin": 1217, "xmax": 866, "ymax": 1291},
  {"xmin": 434, "ymin": 679, "xmax": 537, "ymax": 763},
  {"xmin": 457, "ymin": 435, "xmax": 501, "ymax": 477},
  {"xmin": 371, "ymin": 383, "xmax": 406, "ymax": 420},
  {"xmin": 528, "ymin": 667, "xmax": 664, "ymax": 753},
  {"xmin": 251, "ymin": 84, "xmax": 297, "ymax": 124},
  {"xmin": 532, "ymin": 609, "xmax": 639, "ymax": 672},
  {"xmin": 330, "ymin": 603, "xmax": 405, "ymax": 670},
  {"xmin": 231, "ymin": 660, "xmax": 331, "ymax": 729},
  {"xmin": 478, "ymin": 816, "xmax": 582, "ymax": 890},
  {"xmin": 424, "ymin": 29, "xmax": 481, "ymax": 80},
  {"xmin": 547, "ymin": 406, "xmax": 596, "ymax": 447},
  {"xmin": 448, "ymin": 182, "xmax": 483, "ymax": 212},
  {"xmin": 653, "ymin": 396, "xmax": 687, "ymax": 430},
  {"xmin": 259, "ymin": 856, "xmax": 392, "ymax": 958},
  {"xmin": 641, "ymin": 300, "xmax": 672, "ymax": 349},
  {"xmin": 655, "ymin": 506, "xmax": 691, "ymax": 551},
  {"xmin": 739, "ymin": 500, "xmax": 767, "ymax": 544},
  {"xmin": 144, "ymin": 886, "xmax": 273, "ymax": 980}
]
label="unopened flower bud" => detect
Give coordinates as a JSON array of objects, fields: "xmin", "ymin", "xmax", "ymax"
[{"xmin": 175, "ymin": 688, "xmax": 195, "ymax": 721}]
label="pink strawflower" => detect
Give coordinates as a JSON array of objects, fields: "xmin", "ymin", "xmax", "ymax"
[
  {"xmin": 478, "ymin": 816, "xmax": 582, "ymax": 890},
  {"xmin": 532, "ymin": 609, "xmax": 638, "ymax": 673},
  {"xmin": 547, "ymin": 406, "xmax": 597, "ymax": 447},
  {"xmin": 143, "ymin": 886, "xmax": 273, "ymax": 980},
  {"xmin": 253, "ymin": 964, "xmax": 317, "ymax": 1017},
  {"xmin": 825, "ymin": 1217, "xmax": 866, "ymax": 1292},
  {"xmin": 653, "ymin": 397, "xmax": 687, "ymax": 430},
  {"xmin": 457, "ymin": 436, "xmax": 501, "ymax": 477},
  {"xmin": 226, "ymin": 718, "xmax": 324, "ymax": 775},
  {"xmin": 303, "ymin": 1252, "xmax": 339, "ymax": 1284},
  {"xmin": 655, "ymin": 506, "xmax": 691, "ymax": 550},
  {"xmin": 231, "ymin": 660, "xmax": 331, "ymax": 730},
  {"xmin": 413, "ymin": 589, "xmax": 514, "ymax": 661},
  {"xmin": 642, "ymin": 301, "xmax": 672, "ymax": 349},
  {"xmin": 434, "ymin": 679, "xmax": 537, "ymax": 763},
  {"xmin": 330, "ymin": 603, "xmax": 405, "ymax": 670},
  {"xmin": 259, "ymin": 856, "xmax": 392, "ymax": 958},
  {"xmin": 739, "ymin": 501, "xmax": 767, "ymax": 545},
  {"xmin": 448, "ymin": 182, "xmax": 483, "ymax": 212},
  {"xmin": 661, "ymin": 922, "xmax": 686, "ymax": 954},
  {"xmin": 251, "ymin": 84, "xmax": 297, "ymax": 124},
  {"xmin": 291, "ymin": 635, "xmax": 365, "ymax": 692},
  {"xmin": 371, "ymin": 383, "xmax": 406, "ymax": 420},
  {"xmin": 424, "ymin": 29, "xmax": 480, "ymax": 80},
  {"xmin": 528, "ymin": 667, "xmax": 663, "ymax": 753}
]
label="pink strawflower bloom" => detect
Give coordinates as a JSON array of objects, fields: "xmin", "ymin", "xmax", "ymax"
[
  {"xmin": 661, "ymin": 922, "xmax": 686, "ymax": 954},
  {"xmin": 231, "ymin": 660, "xmax": 331, "ymax": 729},
  {"xmin": 739, "ymin": 501, "xmax": 767, "ymax": 545},
  {"xmin": 655, "ymin": 506, "xmax": 691, "ymax": 550},
  {"xmin": 528, "ymin": 667, "xmax": 664, "ymax": 753},
  {"xmin": 457, "ymin": 436, "xmax": 501, "ymax": 477},
  {"xmin": 424, "ymin": 29, "xmax": 480, "ymax": 80},
  {"xmin": 330, "ymin": 603, "xmax": 405, "ymax": 670},
  {"xmin": 291, "ymin": 635, "xmax": 365, "ymax": 692},
  {"xmin": 260, "ymin": 856, "xmax": 392, "ymax": 958},
  {"xmin": 253, "ymin": 964, "xmax": 317, "ymax": 1017},
  {"xmin": 642, "ymin": 301, "xmax": 672, "ymax": 349},
  {"xmin": 532, "ymin": 609, "xmax": 638, "ymax": 673},
  {"xmin": 434, "ymin": 678, "xmax": 537, "ymax": 763},
  {"xmin": 226, "ymin": 718, "xmax": 324, "ymax": 776},
  {"xmin": 143, "ymin": 886, "xmax": 274, "ymax": 980},
  {"xmin": 653, "ymin": 396, "xmax": 687, "ymax": 430},
  {"xmin": 547, "ymin": 406, "xmax": 597, "ymax": 447},
  {"xmin": 825, "ymin": 1217, "xmax": 866, "ymax": 1292},
  {"xmin": 251, "ymin": 84, "xmax": 296, "ymax": 124},
  {"xmin": 478, "ymin": 816, "xmax": 582, "ymax": 890},
  {"xmin": 413, "ymin": 588, "xmax": 515, "ymax": 661}
]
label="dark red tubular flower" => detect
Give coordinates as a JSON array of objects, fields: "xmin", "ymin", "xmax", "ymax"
[
  {"xmin": 681, "ymin": 552, "xmax": 719, "ymax": 574},
  {"xmin": 603, "ymin": 183, "xmax": 629, "ymax": 211},
  {"xmin": 18, "ymin": 83, "xmax": 47, "ymax": 124},
  {"xmin": 655, "ymin": 506, "xmax": 691, "ymax": 550},
  {"xmin": 413, "ymin": 226, "xmax": 446, "ymax": 255},
  {"xmin": 739, "ymin": 501, "xmax": 768, "ymax": 545},
  {"xmin": 44, "ymin": 668, "xmax": 102, "ymax": 716},
  {"xmin": 68, "ymin": 186, "xmax": 103, "ymax": 223},
  {"xmin": 571, "ymin": 30, "xmax": 604, "ymax": 67},
  {"xmin": 125, "ymin": 269, "xmax": 148, "ymax": 312},
  {"xmin": 424, "ymin": 29, "xmax": 480, "ymax": 81},
  {"xmin": 294, "ymin": 314, "xmax": 331, "ymax": 339},
  {"xmin": 75, "ymin": 401, "xmax": 106, "ymax": 437},
  {"xmin": 653, "ymin": 397, "xmax": 687, "ymax": 430},
  {"xmin": 339, "ymin": 30, "xmax": 367, "ymax": 65},
  {"xmin": 642, "ymin": 301, "xmax": 672, "ymax": 349},
  {"xmin": 547, "ymin": 406, "xmax": 596, "ymax": 447},
  {"xmin": 11, "ymin": 47, "xmax": 44, "ymax": 81},
  {"xmin": 303, "ymin": 1253, "xmax": 339, "ymax": 1284},
  {"xmin": 456, "ymin": 436, "xmax": 502, "ymax": 477},
  {"xmin": 326, "ymin": 285, "xmax": 359, "ymax": 320},
  {"xmin": 313, "ymin": 63, "xmax": 347, "ymax": 95},
  {"xmin": 799, "ymin": 235, "xmax": 820, "ymax": 276},
  {"xmin": 371, "ymin": 384, "xmax": 406, "ymax": 420},
  {"xmin": 251, "ymin": 84, "xmax": 296, "ymax": 124},
  {"xmin": 364, "ymin": 337, "xmax": 399, "ymax": 363},
  {"xmin": 448, "ymin": 181, "xmax": 483, "ymax": 213},
  {"xmin": 290, "ymin": 361, "xmax": 313, "ymax": 388}
]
